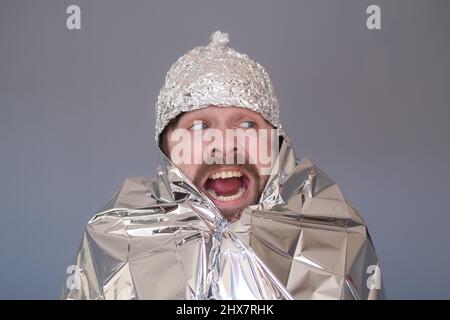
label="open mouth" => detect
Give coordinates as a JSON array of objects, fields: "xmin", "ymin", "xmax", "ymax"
[{"xmin": 203, "ymin": 170, "xmax": 250, "ymax": 203}]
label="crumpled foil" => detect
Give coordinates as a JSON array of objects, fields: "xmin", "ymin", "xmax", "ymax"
[
  {"xmin": 155, "ymin": 30, "xmax": 282, "ymax": 141},
  {"xmin": 63, "ymin": 136, "xmax": 385, "ymax": 299}
]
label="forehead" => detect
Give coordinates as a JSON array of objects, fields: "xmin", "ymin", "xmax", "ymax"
[{"xmin": 178, "ymin": 106, "xmax": 265, "ymax": 121}]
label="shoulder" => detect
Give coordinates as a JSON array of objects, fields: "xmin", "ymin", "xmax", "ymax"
[{"xmin": 93, "ymin": 176, "xmax": 161, "ymax": 216}]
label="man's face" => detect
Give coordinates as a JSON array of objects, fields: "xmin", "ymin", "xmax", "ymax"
[{"xmin": 163, "ymin": 106, "xmax": 275, "ymax": 222}]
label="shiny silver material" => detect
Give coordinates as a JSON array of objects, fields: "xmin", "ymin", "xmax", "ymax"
[
  {"xmin": 155, "ymin": 30, "xmax": 282, "ymax": 141},
  {"xmin": 63, "ymin": 137, "xmax": 384, "ymax": 300}
]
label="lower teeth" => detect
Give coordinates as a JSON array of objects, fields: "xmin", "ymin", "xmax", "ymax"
[{"xmin": 206, "ymin": 187, "xmax": 246, "ymax": 202}]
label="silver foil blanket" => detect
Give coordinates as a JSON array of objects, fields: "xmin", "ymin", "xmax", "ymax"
[{"xmin": 63, "ymin": 137, "xmax": 384, "ymax": 299}]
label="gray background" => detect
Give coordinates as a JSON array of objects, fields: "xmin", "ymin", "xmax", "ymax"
[{"xmin": 1, "ymin": 0, "xmax": 449, "ymax": 299}]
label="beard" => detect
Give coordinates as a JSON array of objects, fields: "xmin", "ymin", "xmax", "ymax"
[{"xmin": 192, "ymin": 163, "xmax": 268, "ymax": 221}]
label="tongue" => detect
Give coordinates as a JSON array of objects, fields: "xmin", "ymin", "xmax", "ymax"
[{"xmin": 206, "ymin": 177, "xmax": 241, "ymax": 196}]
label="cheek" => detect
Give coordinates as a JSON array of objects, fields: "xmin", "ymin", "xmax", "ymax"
[
  {"xmin": 249, "ymin": 133, "xmax": 274, "ymax": 161},
  {"xmin": 176, "ymin": 163, "xmax": 199, "ymax": 182},
  {"xmin": 166, "ymin": 143, "xmax": 195, "ymax": 179}
]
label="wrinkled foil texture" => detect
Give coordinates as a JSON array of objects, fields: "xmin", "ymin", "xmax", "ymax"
[
  {"xmin": 63, "ymin": 137, "xmax": 385, "ymax": 300},
  {"xmin": 155, "ymin": 31, "xmax": 282, "ymax": 141}
]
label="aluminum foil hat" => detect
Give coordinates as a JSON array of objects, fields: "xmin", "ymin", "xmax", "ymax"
[{"xmin": 155, "ymin": 30, "xmax": 282, "ymax": 142}]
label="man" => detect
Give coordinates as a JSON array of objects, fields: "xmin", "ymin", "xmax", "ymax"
[{"xmin": 64, "ymin": 31, "xmax": 384, "ymax": 299}]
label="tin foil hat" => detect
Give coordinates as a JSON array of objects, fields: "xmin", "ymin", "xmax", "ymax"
[{"xmin": 155, "ymin": 31, "xmax": 282, "ymax": 141}]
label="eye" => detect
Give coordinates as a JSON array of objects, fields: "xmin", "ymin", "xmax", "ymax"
[
  {"xmin": 189, "ymin": 121, "xmax": 208, "ymax": 131},
  {"xmin": 239, "ymin": 120, "xmax": 256, "ymax": 129}
]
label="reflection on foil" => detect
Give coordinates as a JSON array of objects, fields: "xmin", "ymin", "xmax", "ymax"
[{"xmin": 63, "ymin": 136, "xmax": 385, "ymax": 299}]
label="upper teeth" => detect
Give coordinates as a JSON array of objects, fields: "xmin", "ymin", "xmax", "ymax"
[{"xmin": 210, "ymin": 171, "xmax": 243, "ymax": 180}]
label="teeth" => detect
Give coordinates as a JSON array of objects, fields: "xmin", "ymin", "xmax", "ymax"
[
  {"xmin": 210, "ymin": 171, "xmax": 243, "ymax": 180},
  {"xmin": 206, "ymin": 189, "xmax": 218, "ymax": 199},
  {"xmin": 207, "ymin": 187, "xmax": 246, "ymax": 202}
]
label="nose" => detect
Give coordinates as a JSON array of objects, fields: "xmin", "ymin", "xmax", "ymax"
[{"xmin": 207, "ymin": 125, "xmax": 239, "ymax": 163}]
